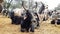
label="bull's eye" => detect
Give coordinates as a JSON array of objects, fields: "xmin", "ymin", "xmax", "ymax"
[
  {"xmin": 33, "ymin": 20, "xmax": 36, "ymax": 22},
  {"xmin": 34, "ymin": 14, "xmax": 36, "ymax": 16},
  {"xmin": 34, "ymin": 15, "xmax": 36, "ymax": 16}
]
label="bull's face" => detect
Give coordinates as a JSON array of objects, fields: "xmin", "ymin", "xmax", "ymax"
[{"xmin": 31, "ymin": 13, "xmax": 37, "ymax": 23}]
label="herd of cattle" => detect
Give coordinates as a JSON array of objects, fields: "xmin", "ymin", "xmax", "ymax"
[
  {"xmin": 0, "ymin": 2, "xmax": 60, "ymax": 32},
  {"xmin": 0, "ymin": 3, "xmax": 45, "ymax": 32}
]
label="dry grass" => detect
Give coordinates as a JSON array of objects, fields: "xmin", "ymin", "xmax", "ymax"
[{"xmin": 0, "ymin": 15, "xmax": 60, "ymax": 34}]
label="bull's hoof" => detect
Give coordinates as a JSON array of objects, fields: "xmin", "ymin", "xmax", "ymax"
[
  {"xmin": 30, "ymin": 28, "xmax": 34, "ymax": 32},
  {"xmin": 30, "ymin": 30, "xmax": 34, "ymax": 32},
  {"xmin": 26, "ymin": 30, "xmax": 29, "ymax": 32},
  {"xmin": 21, "ymin": 29, "xmax": 25, "ymax": 32},
  {"xmin": 21, "ymin": 30, "xmax": 25, "ymax": 32},
  {"xmin": 11, "ymin": 22, "xmax": 14, "ymax": 24}
]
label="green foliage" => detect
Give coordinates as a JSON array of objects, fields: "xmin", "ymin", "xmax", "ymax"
[{"xmin": 3, "ymin": 0, "xmax": 34, "ymax": 9}]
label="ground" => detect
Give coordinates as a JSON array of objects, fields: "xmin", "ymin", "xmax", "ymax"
[{"xmin": 0, "ymin": 14, "xmax": 60, "ymax": 34}]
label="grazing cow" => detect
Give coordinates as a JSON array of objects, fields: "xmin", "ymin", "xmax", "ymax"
[
  {"xmin": 2, "ymin": 9, "xmax": 8, "ymax": 16},
  {"xmin": 2, "ymin": 6, "xmax": 10, "ymax": 17},
  {"xmin": 51, "ymin": 11, "xmax": 60, "ymax": 25},
  {"xmin": 43, "ymin": 5, "xmax": 49, "ymax": 21},
  {"xmin": 51, "ymin": 11, "xmax": 57, "ymax": 24},
  {"xmin": 32, "ymin": 2, "xmax": 45, "ymax": 27},
  {"xmin": 32, "ymin": 2, "xmax": 41, "ymax": 28},
  {"xmin": 31, "ymin": 12, "xmax": 40, "ymax": 29}
]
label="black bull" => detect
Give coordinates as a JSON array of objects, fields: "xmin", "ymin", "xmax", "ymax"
[
  {"xmin": 9, "ymin": 10, "xmax": 40, "ymax": 32},
  {"xmin": 21, "ymin": 10, "xmax": 33, "ymax": 32}
]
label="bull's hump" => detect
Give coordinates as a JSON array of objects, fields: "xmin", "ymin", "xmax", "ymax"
[{"xmin": 13, "ymin": 8, "xmax": 24, "ymax": 16}]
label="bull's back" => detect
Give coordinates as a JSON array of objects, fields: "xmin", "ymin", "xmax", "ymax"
[{"xmin": 13, "ymin": 8, "xmax": 24, "ymax": 17}]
